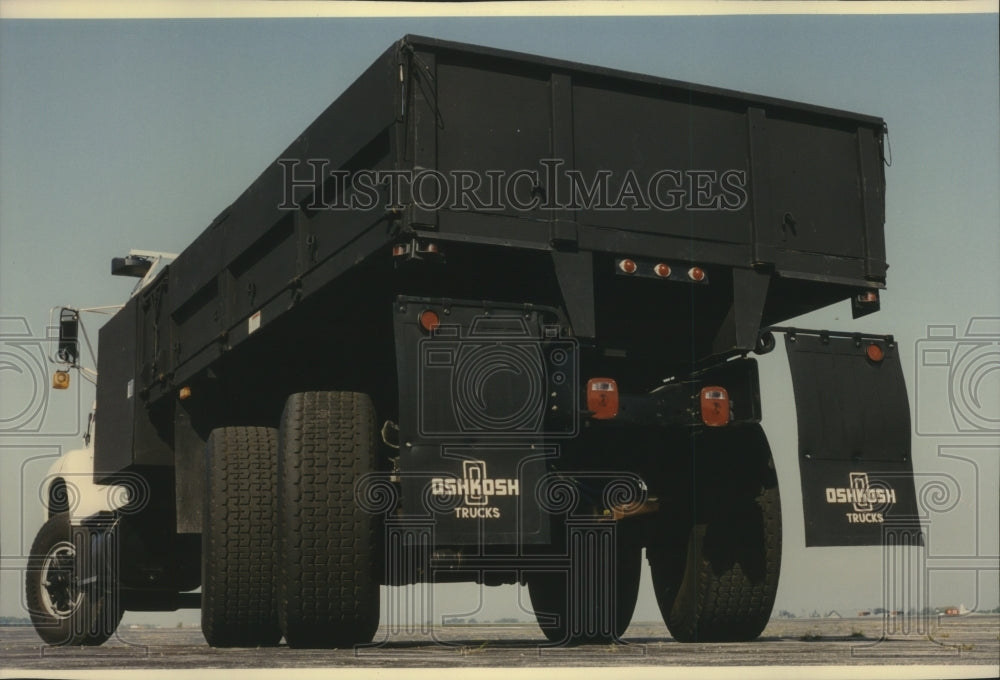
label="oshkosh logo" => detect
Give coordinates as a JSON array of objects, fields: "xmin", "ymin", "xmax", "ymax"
[
  {"xmin": 430, "ymin": 460, "xmax": 520, "ymax": 507},
  {"xmin": 825, "ymin": 472, "xmax": 898, "ymax": 524}
]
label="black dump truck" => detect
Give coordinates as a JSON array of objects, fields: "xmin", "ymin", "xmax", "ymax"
[{"xmin": 27, "ymin": 35, "xmax": 922, "ymax": 648}]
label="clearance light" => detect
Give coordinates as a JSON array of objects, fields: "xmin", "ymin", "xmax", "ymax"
[
  {"xmin": 654, "ymin": 263, "xmax": 672, "ymax": 278},
  {"xmin": 687, "ymin": 266, "xmax": 706, "ymax": 282},
  {"xmin": 866, "ymin": 343, "xmax": 885, "ymax": 362},
  {"xmin": 587, "ymin": 378, "xmax": 619, "ymax": 419},
  {"xmin": 52, "ymin": 371, "xmax": 70, "ymax": 390},
  {"xmin": 419, "ymin": 309, "xmax": 441, "ymax": 333},
  {"xmin": 618, "ymin": 259, "xmax": 637, "ymax": 275},
  {"xmin": 700, "ymin": 386, "xmax": 730, "ymax": 427},
  {"xmin": 857, "ymin": 291, "xmax": 879, "ymax": 303},
  {"xmin": 392, "ymin": 244, "xmax": 408, "ymax": 257},
  {"xmin": 179, "ymin": 386, "xmax": 192, "ymax": 400},
  {"xmin": 424, "ymin": 242, "xmax": 439, "ymax": 254}
]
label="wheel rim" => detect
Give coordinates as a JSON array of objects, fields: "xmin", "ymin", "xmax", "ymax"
[{"xmin": 40, "ymin": 540, "xmax": 81, "ymax": 619}]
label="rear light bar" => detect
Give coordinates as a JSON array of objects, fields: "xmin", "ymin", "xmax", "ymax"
[
  {"xmin": 587, "ymin": 377, "xmax": 619, "ymax": 419},
  {"xmin": 614, "ymin": 257, "xmax": 709, "ymax": 284}
]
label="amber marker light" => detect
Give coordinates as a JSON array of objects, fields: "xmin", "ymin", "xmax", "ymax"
[
  {"xmin": 866, "ymin": 343, "xmax": 885, "ymax": 362},
  {"xmin": 52, "ymin": 371, "xmax": 70, "ymax": 390},
  {"xmin": 587, "ymin": 378, "xmax": 619, "ymax": 419},
  {"xmin": 700, "ymin": 386, "xmax": 730, "ymax": 426}
]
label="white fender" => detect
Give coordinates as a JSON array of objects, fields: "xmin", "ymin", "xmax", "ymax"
[{"xmin": 41, "ymin": 443, "xmax": 133, "ymax": 522}]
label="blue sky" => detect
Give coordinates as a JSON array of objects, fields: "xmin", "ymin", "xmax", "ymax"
[{"xmin": 1, "ymin": 12, "xmax": 998, "ymax": 627}]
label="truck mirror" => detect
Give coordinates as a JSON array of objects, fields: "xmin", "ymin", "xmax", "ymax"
[{"xmin": 57, "ymin": 307, "xmax": 79, "ymax": 364}]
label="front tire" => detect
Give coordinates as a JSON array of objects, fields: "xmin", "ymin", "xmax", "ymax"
[
  {"xmin": 277, "ymin": 391, "xmax": 381, "ymax": 648},
  {"xmin": 26, "ymin": 512, "xmax": 123, "ymax": 646}
]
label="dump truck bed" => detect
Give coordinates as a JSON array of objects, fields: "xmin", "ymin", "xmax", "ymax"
[
  {"xmin": 95, "ymin": 35, "xmax": 890, "ymax": 476},
  {"xmin": 160, "ymin": 34, "xmax": 887, "ymax": 379}
]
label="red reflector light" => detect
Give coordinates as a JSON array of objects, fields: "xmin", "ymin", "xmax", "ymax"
[
  {"xmin": 419, "ymin": 310, "xmax": 440, "ymax": 332},
  {"xmin": 587, "ymin": 378, "xmax": 619, "ymax": 420},
  {"xmin": 688, "ymin": 266, "xmax": 706, "ymax": 282},
  {"xmin": 618, "ymin": 259, "xmax": 637, "ymax": 274},
  {"xmin": 858, "ymin": 291, "xmax": 879, "ymax": 303},
  {"xmin": 654, "ymin": 263, "xmax": 672, "ymax": 278},
  {"xmin": 700, "ymin": 386, "xmax": 730, "ymax": 427},
  {"xmin": 866, "ymin": 343, "xmax": 884, "ymax": 362}
]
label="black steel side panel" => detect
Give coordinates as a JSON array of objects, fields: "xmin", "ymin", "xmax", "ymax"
[
  {"xmin": 164, "ymin": 44, "xmax": 399, "ymax": 385},
  {"xmin": 95, "ymin": 296, "xmax": 174, "ymax": 480},
  {"xmin": 95, "ymin": 300, "xmax": 137, "ymax": 477},
  {"xmin": 405, "ymin": 35, "xmax": 887, "ymax": 287},
  {"xmin": 784, "ymin": 333, "xmax": 922, "ymax": 546}
]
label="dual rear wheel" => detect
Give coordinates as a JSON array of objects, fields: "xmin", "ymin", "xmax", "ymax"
[
  {"xmin": 201, "ymin": 391, "xmax": 381, "ymax": 648},
  {"xmin": 647, "ymin": 424, "xmax": 782, "ymax": 642},
  {"xmin": 524, "ymin": 424, "xmax": 781, "ymax": 644}
]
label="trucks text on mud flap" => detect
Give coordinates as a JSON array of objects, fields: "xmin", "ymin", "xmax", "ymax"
[{"xmin": 26, "ymin": 36, "xmax": 922, "ymax": 648}]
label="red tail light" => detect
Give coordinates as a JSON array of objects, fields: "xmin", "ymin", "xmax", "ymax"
[
  {"xmin": 700, "ymin": 386, "xmax": 730, "ymax": 426},
  {"xmin": 618, "ymin": 259, "xmax": 637, "ymax": 274},
  {"xmin": 419, "ymin": 309, "xmax": 440, "ymax": 332},
  {"xmin": 587, "ymin": 378, "xmax": 619, "ymax": 419},
  {"xmin": 654, "ymin": 263, "xmax": 672, "ymax": 278},
  {"xmin": 688, "ymin": 266, "xmax": 706, "ymax": 282}
]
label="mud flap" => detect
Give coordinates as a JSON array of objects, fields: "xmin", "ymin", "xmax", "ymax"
[{"xmin": 782, "ymin": 330, "xmax": 923, "ymax": 547}]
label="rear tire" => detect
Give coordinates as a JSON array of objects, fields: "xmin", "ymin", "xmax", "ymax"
[
  {"xmin": 26, "ymin": 512, "xmax": 123, "ymax": 646},
  {"xmin": 526, "ymin": 521, "xmax": 642, "ymax": 644},
  {"xmin": 648, "ymin": 424, "xmax": 781, "ymax": 642},
  {"xmin": 277, "ymin": 391, "xmax": 381, "ymax": 648},
  {"xmin": 201, "ymin": 426, "xmax": 282, "ymax": 647}
]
